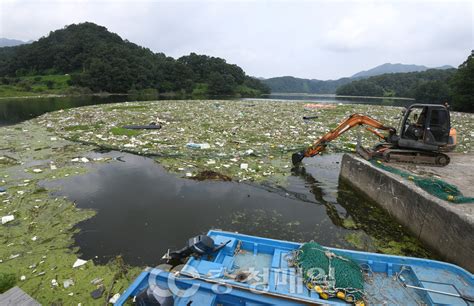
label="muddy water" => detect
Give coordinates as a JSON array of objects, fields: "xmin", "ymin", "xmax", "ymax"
[{"xmin": 44, "ymin": 152, "xmax": 434, "ymax": 267}]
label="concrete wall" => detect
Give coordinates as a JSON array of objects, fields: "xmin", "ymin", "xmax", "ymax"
[{"xmin": 340, "ymin": 154, "xmax": 474, "ymax": 272}]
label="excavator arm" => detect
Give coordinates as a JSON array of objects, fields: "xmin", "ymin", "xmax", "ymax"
[{"xmin": 292, "ymin": 114, "xmax": 395, "ymax": 165}]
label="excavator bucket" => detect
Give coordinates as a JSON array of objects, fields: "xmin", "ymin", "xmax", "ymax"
[{"xmin": 292, "ymin": 151, "xmax": 305, "ymax": 165}]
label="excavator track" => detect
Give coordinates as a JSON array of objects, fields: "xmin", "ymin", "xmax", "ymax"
[
  {"xmin": 356, "ymin": 144, "xmax": 450, "ymax": 166},
  {"xmin": 381, "ymin": 149, "xmax": 450, "ymax": 166}
]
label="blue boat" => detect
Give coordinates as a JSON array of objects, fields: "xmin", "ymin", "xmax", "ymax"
[{"xmin": 115, "ymin": 230, "xmax": 474, "ymax": 305}]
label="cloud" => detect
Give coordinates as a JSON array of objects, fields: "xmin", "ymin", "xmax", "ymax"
[{"xmin": 0, "ymin": 0, "xmax": 472, "ymax": 79}]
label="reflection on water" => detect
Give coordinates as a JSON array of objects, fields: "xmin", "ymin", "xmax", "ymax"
[
  {"xmin": 0, "ymin": 95, "xmax": 133, "ymax": 126},
  {"xmin": 43, "ymin": 152, "xmax": 433, "ymax": 267}
]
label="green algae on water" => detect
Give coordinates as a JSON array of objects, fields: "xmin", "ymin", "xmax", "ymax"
[{"xmin": 0, "ymin": 122, "xmax": 141, "ymax": 304}]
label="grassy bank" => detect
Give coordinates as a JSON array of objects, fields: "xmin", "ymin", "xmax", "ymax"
[
  {"xmin": 0, "ymin": 75, "xmax": 80, "ymax": 97},
  {"xmin": 0, "ymin": 75, "xmax": 264, "ymax": 99}
]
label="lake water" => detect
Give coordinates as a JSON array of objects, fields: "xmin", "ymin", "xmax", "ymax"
[
  {"xmin": 43, "ymin": 151, "xmax": 432, "ymax": 266},
  {"xmin": 4, "ymin": 94, "xmax": 430, "ymax": 267},
  {"xmin": 0, "ymin": 95, "xmax": 131, "ymax": 126}
]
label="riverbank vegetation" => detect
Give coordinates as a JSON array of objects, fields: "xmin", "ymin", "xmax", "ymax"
[
  {"xmin": 0, "ymin": 74, "xmax": 91, "ymax": 97},
  {"xmin": 336, "ymin": 69, "xmax": 455, "ymax": 100},
  {"xmin": 0, "ymin": 22, "xmax": 269, "ymax": 98}
]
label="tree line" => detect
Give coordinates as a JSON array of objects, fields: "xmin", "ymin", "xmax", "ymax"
[
  {"xmin": 336, "ymin": 52, "xmax": 473, "ymax": 112},
  {"xmin": 0, "ymin": 22, "xmax": 269, "ymax": 97},
  {"xmin": 262, "ymin": 76, "xmax": 351, "ymax": 94}
]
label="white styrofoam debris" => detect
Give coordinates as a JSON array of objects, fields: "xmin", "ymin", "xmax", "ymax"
[
  {"xmin": 72, "ymin": 258, "xmax": 87, "ymax": 268},
  {"xmin": 109, "ymin": 293, "xmax": 120, "ymax": 304},
  {"xmin": 1, "ymin": 215, "xmax": 14, "ymax": 224},
  {"xmin": 63, "ymin": 278, "xmax": 75, "ymax": 288}
]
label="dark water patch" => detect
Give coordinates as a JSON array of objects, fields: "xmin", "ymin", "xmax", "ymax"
[
  {"xmin": 43, "ymin": 153, "xmax": 434, "ymax": 267},
  {"xmin": 44, "ymin": 153, "xmax": 353, "ymax": 266},
  {"xmin": 0, "ymin": 95, "xmax": 130, "ymax": 126}
]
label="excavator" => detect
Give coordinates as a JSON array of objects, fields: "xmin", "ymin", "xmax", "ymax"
[{"xmin": 292, "ymin": 104, "xmax": 457, "ymax": 166}]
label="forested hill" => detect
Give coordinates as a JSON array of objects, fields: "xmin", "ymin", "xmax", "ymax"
[
  {"xmin": 0, "ymin": 22, "xmax": 269, "ymax": 96},
  {"xmin": 336, "ymin": 69, "xmax": 456, "ymax": 99},
  {"xmin": 262, "ymin": 63, "xmax": 454, "ymax": 94},
  {"xmin": 261, "ymin": 76, "xmax": 351, "ymax": 94},
  {"xmin": 336, "ymin": 50, "xmax": 474, "ymax": 113},
  {"xmin": 351, "ymin": 63, "xmax": 453, "ymax": 78}
]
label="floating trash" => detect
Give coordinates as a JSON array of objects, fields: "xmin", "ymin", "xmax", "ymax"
[
  {"xmin": 90, "ymin": 286, "xmax": 104, "ymax": 299},
  {"xmin": 72, "ymin": 258, "xmax": 87, "ymax": 268},
  {"xmin": 63, "ymin": 278, "xmax": 74, "ymax": 288},
  {"xmin": 186, "ymin": 142, "xmax": 210, "ymax": 149},
  {"xmin": 109, "ymin": 293, "xmax": 121, "ymax": 303},
  {"xmin": 1, "ymin": 215, "xmax": 14, "ymax": 224}
]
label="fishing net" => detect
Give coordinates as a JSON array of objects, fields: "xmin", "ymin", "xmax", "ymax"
[
  {"xmin": 292, "ymin": 242, "xmax": 365, "ymax": 303},
  {"xmin": 371, "ymin": 160, "xmax": 474, "ymax": 204}
]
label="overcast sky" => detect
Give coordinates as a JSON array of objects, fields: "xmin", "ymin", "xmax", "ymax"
[{"xmin": 1, "ymin": 0, "xmax": 472, "ymax": 79}]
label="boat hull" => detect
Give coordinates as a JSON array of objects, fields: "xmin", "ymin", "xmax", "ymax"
[{"xmin": 116, "ymin": 230, "xmax": 474, "ymax": 305}]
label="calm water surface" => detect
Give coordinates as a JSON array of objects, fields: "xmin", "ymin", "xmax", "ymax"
[
  {"xmin": 43, "ymin": 152, "xmax": 431, "ymax": 266},
  {"xmin": 0, "ymin": 95, "xmax": 132, "ymax": 126},
  {"xmin": 43, "ymin": 153, "xmax": 347, "ymax": 265}
]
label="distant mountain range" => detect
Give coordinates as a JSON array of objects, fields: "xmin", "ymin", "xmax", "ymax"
[
  {"xmin": 263, "ymin": 63, "xmax": 455, "ymax": 94},
  {"xmin": 351, "ymin": 63, "xmax": 454, "ymax": 78},
  {"xmin": 0, "ymin": 38, "xmax": 32, "ymax": 47}
]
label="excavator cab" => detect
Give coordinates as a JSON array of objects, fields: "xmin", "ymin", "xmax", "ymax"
[
  {"xmin": 398, "ymin": 104, "xmax": 455, "ymax": 153},
  {"xmin": 400, "ymin": 104, "xmax": 451, "ymax": 146}
]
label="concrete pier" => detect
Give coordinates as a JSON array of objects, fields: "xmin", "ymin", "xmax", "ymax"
[{"xmin": 340, "ymin": 153, "xmax": 474, "ymax": 272}]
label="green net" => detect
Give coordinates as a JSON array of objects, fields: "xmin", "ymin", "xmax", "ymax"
[
  {"xmin": 294, "ymin": 242, "xmax": 364, "ymax": 302},
  {"xmin": 371, "ymin": 160, "xmax": 474, "ymax": 204}
]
